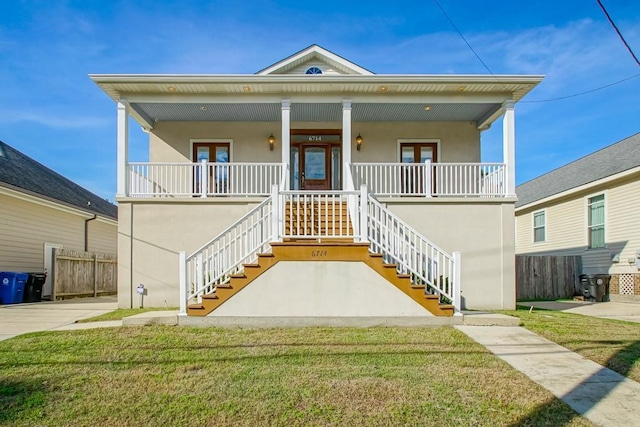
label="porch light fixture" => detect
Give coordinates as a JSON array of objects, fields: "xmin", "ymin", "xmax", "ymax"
[
  {"xmin": 268, "ymin": 134, "xmax": 275, "ymax": 151},
  {"xmin": 424, "ymin": 106, "xmax": 432, "ymax": 111},
  {"xmin": 355, "ymin": 134, "xmax": 363, "ymax": 151},
  {"xmin": 199, "ymin": 106, "xmax": 208, "ymax": 111},
  {"xmin": 167, "ymin": 86, "xmax": 176, "ymax": 92}
]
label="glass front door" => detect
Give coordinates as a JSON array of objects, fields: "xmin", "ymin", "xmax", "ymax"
[
  {"xmin": 400, "ymin": 142, "xmax": 438, "ymax": 194},
  {"xmin": 290, "ymin": 131, "xmax": 341, "ymax": 190},
  {"xmin": 192, "ymin": 142, "xmax": 230, "ymax": 194}
]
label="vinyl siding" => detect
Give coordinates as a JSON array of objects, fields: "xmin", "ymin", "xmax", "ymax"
[
  {"xmin": 87, "ymin": 220, "xmax": 117, "ymax": 255},
  {"xmin": 0, "ymin": 193, "xmax": 116, "ymax": 272},
  {"xmin": 516, "ymin": 172, "xmax": 640, "ymax": 274}
]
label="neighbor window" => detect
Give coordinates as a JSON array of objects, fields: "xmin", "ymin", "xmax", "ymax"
[
  {"xmin": 533, "ymin": 210, "xmax": 546, "ymax": 242},
  {"xmin": 588, "ymin": 194, "xmax": 605, "ymax": 249}
]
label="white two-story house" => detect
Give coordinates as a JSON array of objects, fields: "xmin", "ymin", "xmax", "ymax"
[{"xmin": 91, "ymin": 45, "xmax": 542, "ymax": 322}]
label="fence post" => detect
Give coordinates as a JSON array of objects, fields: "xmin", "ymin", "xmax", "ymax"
[
  {"xmin": 271, "ymin": 184, "xmax": 280, "ymax": 242},
  {"xmin": 424, "ymin": 159, "xmax": 432, "ymax": 198},
  {"xmin": 453, "ymin": 251, "xmax": 462, "ymax": 316},
  {"xmin": 93, "ymin": 253, "xmax": 98, "ymax": 297},
  {"xmin": 51, "ymin": 248, "xmax": 58, "ymax": 301},
  {"xmin": 178, "ymin": 251, "xmax": 187, "ymax": 317},
  {"xmin": 359, "ymin": 185, "xmax": 368, "ymax": 243},
  {"xmin": 200, "ymin": 159, "xmax": 207, "ymax": 198}
]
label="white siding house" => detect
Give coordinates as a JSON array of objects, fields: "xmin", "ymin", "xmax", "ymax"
[{"xmin": 515, "ymin": 133, "xmax": 640, "ymax": 302}]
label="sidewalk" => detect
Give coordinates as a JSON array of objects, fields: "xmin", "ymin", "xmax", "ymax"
[
  {"xmin": 457, "ymin": 325, "xmax": 640, "ymax": 427},
  {"xmin": 518, "ymin": 300, "xmax": 640, "ymax": 323},
  {"xmin": 0, "ymin": 296, "xmax": 118, "ymax": 341}
]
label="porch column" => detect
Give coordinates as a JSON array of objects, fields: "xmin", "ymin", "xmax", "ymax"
[
  {"xmin": 116, "ymin": 99, "xmax": 129, "ymax": 198},
  {"xmin": 281, "ymin": 99, "xmax": 291, "ymax": 190},
  {"xmin": 342, "ymin": 99, "xmax": 352, "ymax": 189},
  {"xmin": 502, "ymin": 100, "xmax": 516, "ymax": 197}
]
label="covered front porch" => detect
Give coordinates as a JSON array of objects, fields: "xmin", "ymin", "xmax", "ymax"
[{"xmin": 110, "ymin": 95, "xmax": 519, "ymax": 200}]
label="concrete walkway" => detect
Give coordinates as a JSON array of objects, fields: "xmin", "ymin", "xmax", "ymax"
[
  {"xmin": 457, "ymin": 325, "xmax": 640, "ymax": 427},
  {"xmin": 518, "ymin": 300, "xmax": 640, "ymax": 323},
  {"xmin": 0, "ymin": 296, "xmax": 118, "ymax": 341}
]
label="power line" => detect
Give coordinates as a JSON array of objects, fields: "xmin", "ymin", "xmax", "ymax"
[
  {"xmin": 432, "ymin": 0, "xmax": 640, "ymax": 103},
  {"xmin": 597, "ymin": 0, "xmax": 640, "ymax": 67},
  {"xmin": 431, "ymin": 0, "xmax": 496, "ymax": 77},
  {"xmin": 522, "ymin": 72, "xmax": 640, "ymax": 103}
]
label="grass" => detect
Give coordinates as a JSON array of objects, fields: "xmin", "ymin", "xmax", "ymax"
[
  {"xmin": 76, "ymin": 307, "xmax": 178, "ymax": 323},
  {"xmin": 502, "ymin": 306, "xmax": 640, "ymax": 382},
  {"xmin": 0, "ymin": 326, "xmax": 593, "ymax": 427}
]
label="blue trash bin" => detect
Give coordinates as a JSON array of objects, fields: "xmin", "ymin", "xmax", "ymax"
[{"xmin": 0, "ymin": 272, "xmax": 29, "ymax": 304}]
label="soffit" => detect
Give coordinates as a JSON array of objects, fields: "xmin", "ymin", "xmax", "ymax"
[{"xmin": 133, "ymin": 102, "xmax": 499, "ymax": 123}]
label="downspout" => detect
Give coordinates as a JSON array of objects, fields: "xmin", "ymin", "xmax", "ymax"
[{"xmin": 84, "ymin": 214, "xmax": 98, "ymax": 252}]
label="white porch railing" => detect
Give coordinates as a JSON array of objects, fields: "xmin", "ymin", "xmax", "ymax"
[
  {"xmin": 367, "ymin": 196, "xmax": 461, "ymax": 313},
  {"xmin": 351, "ymin": 161, "xmax": 506, "ymax": 197},
  {"xmin": 127, "ymin": 161, "xmax": 283, "ymax": 197},
  {"xmin": 179, "ymin": 185, "xmax": 461, "ymax": 316}
]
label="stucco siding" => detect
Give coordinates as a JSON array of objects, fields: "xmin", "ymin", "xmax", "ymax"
[
  {"xmin": 117, "ymin": 200, "xmax": 261, "ymax": 308},
  {"xmin": 384, "ymin": 200, "xmax": 515, "ymax": 310},
  {"xmin": 149, "ymin": 121, "xmax": 480, "ymax": 164},
  {"xmin": 0, "ymin": 193, "xmax": 116, "ymax": 272}
]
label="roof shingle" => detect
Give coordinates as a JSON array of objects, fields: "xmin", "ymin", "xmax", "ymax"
[
  {"xmin": 516, "ymin": 132, "xmax": 640, "ymax": 208},
  {"xmin": 0, "ymin": 141, "xmax": 117, "ymax": 219}
]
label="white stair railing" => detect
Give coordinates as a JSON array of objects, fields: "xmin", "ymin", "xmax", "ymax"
[
  {"xmin": 179, "ymin": 196, "xmax": 274, "ymax": 315},
  {"xmin": 367, "ymin": 196, "xmax": 461, "ymax": 313},
  {"xmin": 178, "ymin": 180, "xmax": 461, "ymax": 315}
]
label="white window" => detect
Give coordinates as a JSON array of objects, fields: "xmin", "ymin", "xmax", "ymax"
[
  {"xmin": 533, "ymin": 210, "xmax": 546, "ymax": 243},
  {"xmin": 588, "ymin": 194, "xmax": 605, "ymax": 249}
]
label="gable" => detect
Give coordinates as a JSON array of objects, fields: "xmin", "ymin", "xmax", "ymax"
[{"xmin": 256, "ymin": 44, "xmax": 374, "ymax": 76}]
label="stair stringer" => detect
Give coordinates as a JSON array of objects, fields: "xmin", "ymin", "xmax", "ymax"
[{"xmin": 187, "ymin": 241, "xmax": 453, "ymax": 317}]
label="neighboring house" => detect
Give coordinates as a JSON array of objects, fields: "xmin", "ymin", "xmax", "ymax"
[
  {"xmin": 91, "ymin": 45, "xmax": 543, "ymax": 318},
  {"xmin": 515, "ymin": 132, "xmax": 640, "ymax": 302},
  {"xmin": 0, "ymin": 140, "xmax": 118, "ymax": 299}
]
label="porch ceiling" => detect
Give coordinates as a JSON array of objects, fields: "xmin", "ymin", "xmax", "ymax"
[
  {"xmin": 131, "ymin": 102, "xmax": 501, "ymax": 123},
  {"xmin": 91, "ymin": 74, "xmax": 543, "ymax": 129}
]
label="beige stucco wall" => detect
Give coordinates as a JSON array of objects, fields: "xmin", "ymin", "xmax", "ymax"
[
  {"xmin": 383, "ymin": 199, "xmax": 516, "ymax": 310},
  {"xmin": 117, "ymin": 199, "xmax": 262, "ymax": 308},
  {"xmin": 211, "ymin": 261, "xmax": 433, "ymax": 317},
  {"xmin": 516, "ymin": 173, "xmax": 640, "ymax": 275},
  {"xmin": 0, "ymin": 192, "xmax": 117, "ymax": 272},
  {"xmin": 149, "ymin": 121, "xmax": 480, "ymax": 163},
  {"xmin": 119, "ymin": 197, "xmax": 515, "ymax": 311}
]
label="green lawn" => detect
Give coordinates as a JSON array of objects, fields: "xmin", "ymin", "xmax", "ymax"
[
  {"xmin": 504, "ymin": 306, "xmax": 640, "ymax": 382},
  {"xmin": 0, "ymin": 327, "xmax": 592, "ymax": 427}
]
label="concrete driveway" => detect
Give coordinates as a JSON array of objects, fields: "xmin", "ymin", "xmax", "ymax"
[
  {"xmin": 518, "ymin": 300, "xmax": 640, "ymax": 323},
  {"xmin": 0, "ymin": 296, "xmax": 117, "ymax": 341}
]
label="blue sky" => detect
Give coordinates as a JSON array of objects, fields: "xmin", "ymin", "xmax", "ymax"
[{"xmin": 1, "ymin": 0, "xmax": 639, "ymax": 201}]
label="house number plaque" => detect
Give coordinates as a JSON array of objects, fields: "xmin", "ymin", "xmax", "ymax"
[{"xmin": 311, "ymin": 250, "xmax": 328, "ymax": 258}]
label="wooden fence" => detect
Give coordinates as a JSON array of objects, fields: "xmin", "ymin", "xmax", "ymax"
[
  {"xmin": 52, "ymin": 248, "xmax": 117, "ymax": 300},
  {"xmin": 516, "ymin": 255, "xmax": 582, "ymax": 301}
]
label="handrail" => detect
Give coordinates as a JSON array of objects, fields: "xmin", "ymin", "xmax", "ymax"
[
  {"xmin": 367, "ymin": 195, "xmax": 459, "ymax": 311},
  {"xmin": 183, "ymin": 196, "xmax": 274, "ymax": 308},
  {"xmin": 178, "ymin": 184, "xmax": 461, "ymax": 315}
]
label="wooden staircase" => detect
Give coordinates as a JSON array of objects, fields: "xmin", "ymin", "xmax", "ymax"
[
  {"xmin": 284, "ymin": 201, "xmax": 352, "ymax": 239},
  {"xmin": 186, "ymin": 241, "xmax": 454, "ymax": 317}
]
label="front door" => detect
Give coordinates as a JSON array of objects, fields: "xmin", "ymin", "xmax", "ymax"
[
  {"xmin": 301, "ymin": 145, "xmax": 330, "ymax": 190},
  {"xmin": 290, "ymin": 131, "xmax": 341, "ymax": 191}
]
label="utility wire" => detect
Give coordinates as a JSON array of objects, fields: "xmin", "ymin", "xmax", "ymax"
[
  {"xmin": 432, "ymin": 0, "xmax": 640, "ymax": 103},
  {"xmin": 597, "ymin": 0, "xmax": 640, "ymax": 66},
  {"xmin": 521, "ymin": 72, "xmax": 640, "ymax": 103},
  {"xmin": 431, "ymin": 0, "xmax": 497, "ymax": 77}
]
